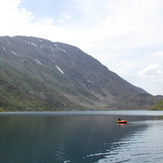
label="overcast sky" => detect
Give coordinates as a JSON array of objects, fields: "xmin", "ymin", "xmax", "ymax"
[{"xmin": 1, "ymin": 0, "xmax": 163, "ymax": 95}]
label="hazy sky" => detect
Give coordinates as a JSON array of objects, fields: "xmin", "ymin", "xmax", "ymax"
[{"xmin": 1, "ymin": 0, "xmax": 163, "ymax": 95}]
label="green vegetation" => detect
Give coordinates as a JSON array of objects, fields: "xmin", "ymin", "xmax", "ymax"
[
  {"xmin": 0, "ymin": 61, "xmax": 85, "ymax": 111},
  {"xmin": 149, "ymin": 100, "xmax": 163, "ymax": 110},
  {"xmin": 0, "ymin": 107, "xmax": 4, "ymax": 112}
]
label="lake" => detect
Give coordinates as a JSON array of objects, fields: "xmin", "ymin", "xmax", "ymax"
[{"xmin": 0, "ymin": 111, "xmax": 163, "ymax": 163}]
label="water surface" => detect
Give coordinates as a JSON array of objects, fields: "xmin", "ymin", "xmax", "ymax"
[{"xmin": 0, "ymin": 111, "xmax": 163, "ymax": 163}]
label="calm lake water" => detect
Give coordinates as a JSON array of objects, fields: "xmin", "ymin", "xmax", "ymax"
[{"xmin": 1, "ymin": 111, "xmax": 163, "ymax": 163}]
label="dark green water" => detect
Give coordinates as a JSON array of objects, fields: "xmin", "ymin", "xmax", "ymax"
[{"xmin": 0, "ymin": 111, "xmax": 163, "ymax": 163}]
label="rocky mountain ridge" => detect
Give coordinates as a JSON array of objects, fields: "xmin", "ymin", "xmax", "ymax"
[{"xmin": 0, "ymin": 36, "xmax": 162, "ymax": 111}]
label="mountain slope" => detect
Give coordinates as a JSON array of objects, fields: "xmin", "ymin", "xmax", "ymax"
[
  {"xmin": 0, "ymin": 36, "xmax": 162, "ymax": 111},
  {"xmin": 149, "ymin": 100, "xmax": 163, "ymax": 110}
]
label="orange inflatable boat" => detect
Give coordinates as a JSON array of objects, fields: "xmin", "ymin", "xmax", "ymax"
[{"xmin": 117, "ymin": 120, "xmax": 128, "ymax": 123}]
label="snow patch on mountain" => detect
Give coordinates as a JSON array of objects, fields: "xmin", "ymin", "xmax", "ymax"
[
  {"xmin": 11, "ymin": 51, "xmax": 18, "ymax": 56},
  {"xmin": 25, "ymin": 40, "xmax": 38, "ymax": 47},
  {"xmin": 35, "ymin": 59, "xmax": 42, "ymax": 65},
  {"xmin": 55, "ymin": 44, "xmax": 66, "ymax": 53},
  {"xmin": 2, "ymin": 47, "xmax": 6, "ymax": 52},
  {"xmin": 50, "ymin": 46, "xmax": 54, "ymax": 53},
  {"xmin": 56, "ymin": 65, "xmax": 64, "ymax": 74}
]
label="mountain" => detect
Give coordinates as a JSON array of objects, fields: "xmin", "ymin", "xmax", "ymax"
[
  {"xmin": 0, "ymin": 36, "xmax": 162, "ymax": 111},
  {"xmin": 149, "ymin": 100, "xmax": 163, "ymax": 110}
]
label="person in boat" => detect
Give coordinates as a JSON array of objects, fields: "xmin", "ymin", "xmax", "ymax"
[{"xmin": 118, "ymin": 118, "xmax": 121, "ymax": 121}]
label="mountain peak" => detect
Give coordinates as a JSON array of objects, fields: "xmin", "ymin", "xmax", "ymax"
[{"xmin": 0, "ymin": 36, "xmax": 162, "ymax": 111}]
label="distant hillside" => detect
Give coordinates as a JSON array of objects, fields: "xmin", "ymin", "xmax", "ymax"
[
  {"xmin": 0, "ymin": 36, "xmax": 162, "ymax": 111},
  {"xmin": 149, "ymin": 100, "xmax": 163, "ymax": 110}
]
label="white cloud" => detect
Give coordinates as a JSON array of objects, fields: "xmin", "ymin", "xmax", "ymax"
[
  {"xmin": 137, "ymin": 64, "xmax": 163, "ymax": 76},
  {"xmin": 135, "ymin": 64, "xmax": 163, "ymax": 95},
  {"xmin": 0, "ymin": 0, "xmax": 34, "ymax": 36},
  {"xmin": 151, "ymin": 51, "xmax": 163, "ymax": 57}
]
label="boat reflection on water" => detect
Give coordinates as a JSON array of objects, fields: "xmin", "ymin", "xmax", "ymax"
[{"xmin": 117, "ymin": 122, "xmax": 128, "ymax": 127}]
